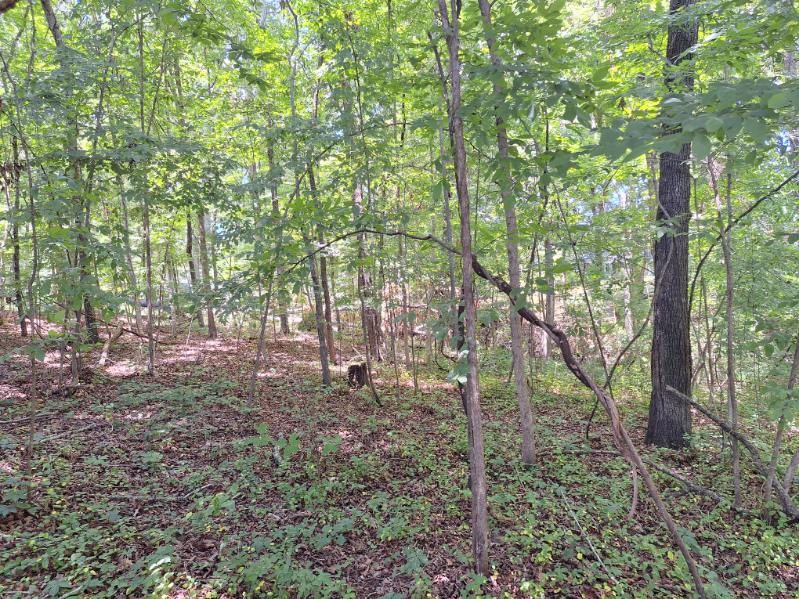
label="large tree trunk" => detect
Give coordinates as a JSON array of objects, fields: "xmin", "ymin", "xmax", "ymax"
[
  {"xmin": 477, "ymin": 0, "xmax": 535, "ymax": 466},
  {"xmin": 438, "ymin": 0, "xmax": 489, "ymax": 575},
  {"xmin": 197, "ymin": 209, "xmax": 217, "ymax": 338},
  {"xmin": 646, "ymin": 0, "xmax": 698, "ymax": 449}
]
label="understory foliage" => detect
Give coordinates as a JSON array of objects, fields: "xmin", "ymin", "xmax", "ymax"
[{"xmin": 1, "ymin": 0, "xmax": 798, "ymax": 597}]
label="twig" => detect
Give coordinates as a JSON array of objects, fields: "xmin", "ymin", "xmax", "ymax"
[
  {"xmin": 38, "ymin": 422, "xmax": 106, "ymax": 443},
  {"xmin": 643, "ymin": 458, "xmax": 722, "ymax": 502},
  {"xmin": 689, "ymin": 168, "xmax": 799, "ymax": 311},
  {"xmin": 0, "ymin": 410, "xmax": 58, "ymax": 426},
  {"xmin": 667, "ymin": 385, "xmax": 798, "ymax": 519},
  {"xmin": 557, "ymin": 487, "xmax": 619, "ymax": 585}
]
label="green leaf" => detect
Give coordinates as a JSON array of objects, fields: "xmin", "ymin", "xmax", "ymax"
[
  {"xmin": 704, "ymin": 116, "xmax": 724, "ymax": 133},
  {"xmin": 692, "ymin": 133, "xmax": 711, "ymax": 160},
  {"xmin": 767, "ymin": 91, "xmax": 790, "ymax": 109}
]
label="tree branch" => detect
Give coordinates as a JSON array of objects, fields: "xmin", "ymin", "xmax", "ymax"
[
  {"xmin": 689, "ymin": 169, "xmax": 799, "ymax": 311},
  {"xmin": 296, "ymin": 227, "xmax": 707, "ymax": 588},
  {"xmin": 666, "ymin": 385, "xmax": 798, "ymax": 520}
]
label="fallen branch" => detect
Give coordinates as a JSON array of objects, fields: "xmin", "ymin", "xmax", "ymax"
[
  {"xmin": 557, "ymin": 487, "xmax": 619, "ymax": 585},
  {"xmin": 290, "ymin": 227, "xmax": 710, "ymax": 594},
  {"xmin": 92, "ymin": 317, "xmax": 180, "ymax": 345},
  {"xmin": 643, "ymin": 458, "xmax": 722, "ymax": 502},
  {"xmin": 97, "ymin": 326, "xmax": 124, "ymax": 366},
  {"xmin": 38, "ymin": 422, "xmax": 107, "ymax": 443},
  {"xmin": 666, "ymin": 385, "xmax": 798, "ymax": 520},
  {"xmin": 0, "ymin": 410, "xmax": 59, "ymax": 426}
]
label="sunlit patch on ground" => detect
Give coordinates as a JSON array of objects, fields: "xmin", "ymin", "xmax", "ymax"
[
  {"xmin": 0, "ymin": 383, "xmax": 24, "ymax": 400},
  {"xmin": 103, "ymin": 360, "xmax": 138, "ymax": 377}
]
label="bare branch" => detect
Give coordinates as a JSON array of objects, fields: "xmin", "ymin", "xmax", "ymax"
[
  {"xmin": 666, "ymin": 385, "xmax": 798, "ymax": 520},
  {"xmin": 689, "ymin": 169, "xmax": 799, "ymax": 311}
]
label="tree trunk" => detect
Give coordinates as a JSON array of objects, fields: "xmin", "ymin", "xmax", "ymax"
[
  {"xmin": 618, "ymin": 187, "xmax": 635, "ymax": 340},
  {"xmin": 716, "ymin": 161, "xmax": 740, "ymax": 506},
  {"xmin": 646, "ymin": 0, "xmax": 697, "ymax": 449},
  {"xmin": 267, "ymin": 145, "xmax": 290, "ymax": 335},
  {"xmin": 765, "ymin": 341, "xmax": 799, "ymax": 502},
  {"xmin": 544, "ymin": 238, "xmax": 555, "ymax": 358},
  {"xmin": 319, "ymin": 253, "xmax": 336, "ymax": 363},
  {"xmin": 186, "ymin": 216, "xmax": 204, "ymax": 327},
  {"xmin": 307, "ymin": 245, "xmax": 332, "ymax": 385},
  {"xmin": 438, "ymin": 0, "xmax": 489, "ymax": 575},
  {"xmin": 118, "ymin": 179, "xmax": 143, "ymax": 331},
  {"xmin": 477, "ymin": 0, "xmax": 535, "ymax": 466},
  {"xmin": 197, "ymin": 209, "xmax": 217, "ymax": 338},
  {"xmin": 41, "ymin": 0, "xmax": 98, "ymax": 345},
  {"xmin": 306, "ymin": 158, "xmax": 332, "ymax": 384},
  {"xmin": 142, "ymin": 191, "xmax": 155, "ymax": 375},
  {"xmin": 6, "ymin": 140, "xmax": 25, "ymax": 336},
  {"xmin": 439, "ymin": 126, "xmax": 458, "ymax": 343},
  {"xmin": 136, "ymin": 15, "xmax": 155, "ymax": 375}
]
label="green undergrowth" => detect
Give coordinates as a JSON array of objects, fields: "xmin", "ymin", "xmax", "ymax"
[{"xmin": 1, "ymin": 347, "xmax": 797, "ymax": 598}]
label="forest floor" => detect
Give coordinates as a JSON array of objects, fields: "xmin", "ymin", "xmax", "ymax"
[{"xmin": 1, "ymin": 322, "xmax": 797, "ymax": 598}]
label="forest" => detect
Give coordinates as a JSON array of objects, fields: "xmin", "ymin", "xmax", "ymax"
[{"xmin": 1, "ymin": 0, "xmax": 798, "ymax": 596}]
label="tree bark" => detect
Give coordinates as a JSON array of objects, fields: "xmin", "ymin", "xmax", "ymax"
[
  {"xmin": 477, "ymin": 0, "xmax": 535, "ymax": 465},
  {"xmin": 765, "ymin": 341, "xmax": 799, "ymax": 502},
  {"xmin": 716, "ymin": 160, "xmax": 740, "ymax": 506},
  {"xmin": 267, "ymin": 144, "xmax": 290, "ymax": 335},
  {"xmin": 185, "ymin": 216, "xmax": 204, "ymax": 327},
  {"xmin": 197, "ymin": 209, "xmax": 217, "ymax": 338},
  {"xmin": 306, "ymin": 245, "xmax": 332, "ymax": 385},
  {"xmin": 647, "ymin": 0, "xmax": 697, "ymax": 449},
  {"xmin": 544, "ymin": 238, "xmax": 555, "ymax": 358},
  {"xmin": 438, "ymin": 0, "xmax": 489, "ymax": 575},
  {"xmin": 6, "ymin": 140, "xmax": 25, "ymax": 336}
]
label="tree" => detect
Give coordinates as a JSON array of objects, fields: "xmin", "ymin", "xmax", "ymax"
[
  {"xmin": 477, "ymin": 0, "xmax": 536, "ymax": 465},
  {"xmin": 437, "ymin": 0, "xmax": 489, "ymax": 575},
  {"xmin": 646, "ymin": 0, "xmax": 698, "ymax": 449}
]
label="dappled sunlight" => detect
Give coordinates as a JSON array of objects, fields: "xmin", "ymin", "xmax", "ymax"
[
  {"xmin": 317, "ymin": 428, "xmax": 363, "ymax": 455},
  {"xmin": 159, "ymin": 345, "xmax": 201, "ymax": 364},
  {"xmin": 117, "ymin": 409, "xmax": 154, "ymax": 421},
  {"xmin": 104, "ymin": 360, "xmax": 138, "ymax": 377},
  {"xmin": 0, "ymin": 383, "xmax": 24, "ymax": 400}
]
